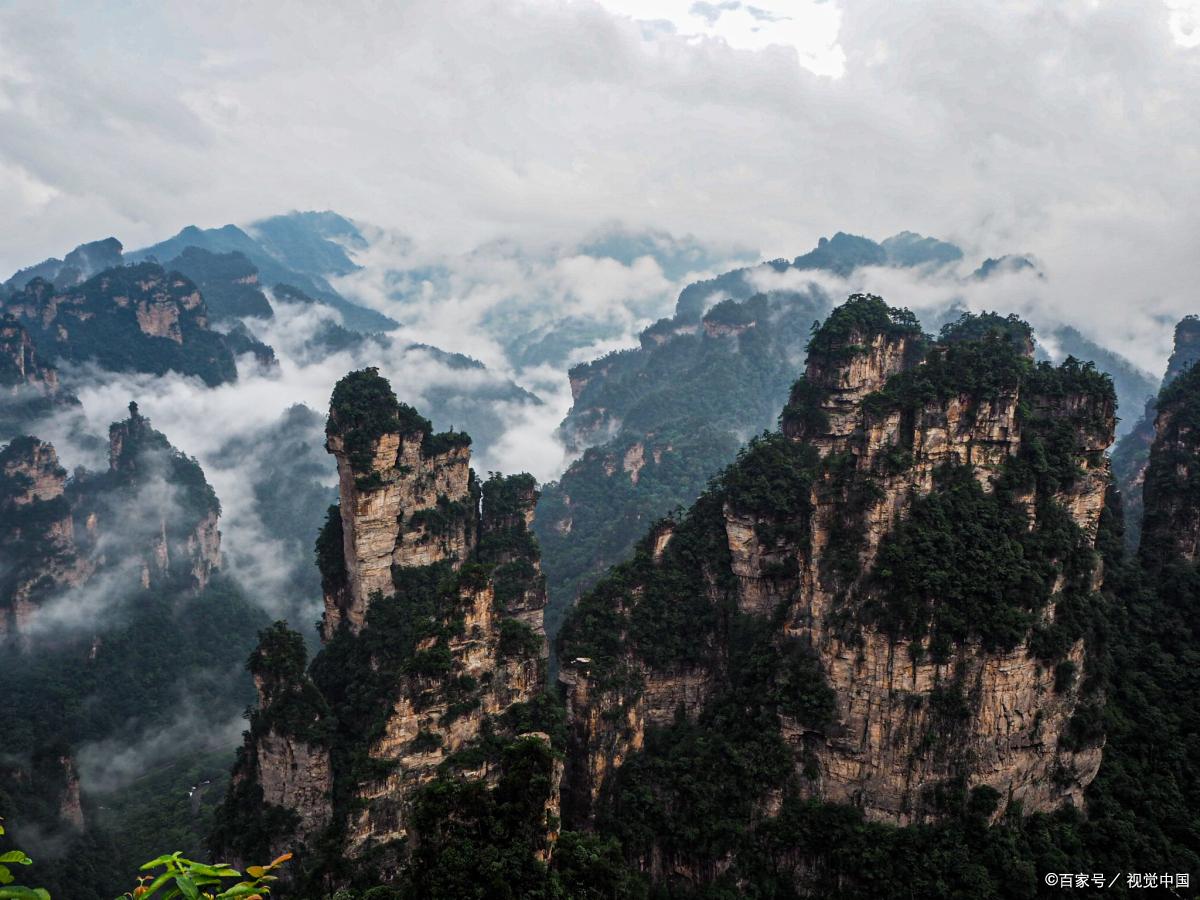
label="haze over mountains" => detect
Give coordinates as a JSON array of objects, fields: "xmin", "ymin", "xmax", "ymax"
[
  {"xmin": 0, "ymin": 206, "xmax": 1189, "ymax": 899},
  {"xmin": 0, "ymin": 211, "xmax": 1165, "ymax": 632}
]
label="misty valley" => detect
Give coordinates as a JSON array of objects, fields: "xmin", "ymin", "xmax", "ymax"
[{"xmin": 0, "ymin": 209, "xmax": 1197, "ymax": 900}]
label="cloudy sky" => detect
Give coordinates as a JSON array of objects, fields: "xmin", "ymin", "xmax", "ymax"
[{"xmin": 1, "ymin": 0, "xmax": 1198, "ymax": 365}]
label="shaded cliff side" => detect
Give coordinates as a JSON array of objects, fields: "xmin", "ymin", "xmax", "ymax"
[
  {"xmin": 213, "ymin": 368, "xmax": 561, "ymax": 891},
  {"xmin": 558, "ymin": 296, "xmax": 1115, "ymax": 885},
  {"xmin": 166, "ymin": 247, "xmax": 275, "ymax": 320},
  {"xmin": 1138, "ymin": 355, "xmax": 1200, "ymax": 572},
  {"xmin": 1112, "ymin": 315, "xmax": 1200, "ymax": 550}
]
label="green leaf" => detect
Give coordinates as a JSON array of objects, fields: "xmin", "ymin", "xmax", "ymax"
[
  {"xmin": 0, "ymin": 854, "xmax": 30, "ymax": 865},
  {"xmin": 140, "ymin": 854, "xmax": 183, "ymax": 872},
  {"xmin": 0, "ymin": 867, "xmax": 13, "ymax": 886},
  {"xmin": 213, "ymin": 886, "xmax": 264, "ymax": 899},
  {"xmin": 0, "ymin": 889, "xmax": 45, "ymax": 900},
  {"xmin": 175, "ymin": 877, "xmax": 200, "ymax": 900},
  {"xmin": 180, "ymin": 865, "xmax": 234, "ymax": 879}
]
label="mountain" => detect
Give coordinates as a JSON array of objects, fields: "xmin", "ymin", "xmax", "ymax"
[
  {"xmin": 166, "ymin": 247, "xmax": 275, "ymax": 320},
  {"xmin": 209, "ymin": 298, "xmax": 1200, "ymax": 897},
  {"xmin": 128, "ymin": 212, "xmax": 397, "ymax": 332},
  {"xmin": 0, "ymin": 407, "xmax": 266, "ymax": 899},
  {"xmin": 0, "ymin": 262, "xmax": 240, "ymax": 387},
  {"xmin": 1111, "ymin": 315, "xmax": 1200, "ymax": 549},
  {"xmin": 1049, "ymin": 325, "xmax": 1156, "ymax": 434},
  {"xmin": 673, "ymin": 230, "xmax": 961, "ymax": 322},
  {"xmin": 535, "ymin": 237, "xmax": 1154, "ymax": 642},
  {"xmin": 535, "ymin": 286, "xmax": 828, "ymax": 637},
  {"xmin": 247, "ymin": 211, "xmax": 367, "ymax": 278},
  {"xmin": 0, "ymin": 315, "xmax": 80, "ymax": 436},
  {"xmin": 211, "ymin": 370, "xmax": 559, "ymax": 890},
  {"xmin": 560, "ymin": 300, "xmax": 1113, "ymax": 861},
  {"xmin": 2, "ymin": 237, "xmax": 125, "ymax": 294}
]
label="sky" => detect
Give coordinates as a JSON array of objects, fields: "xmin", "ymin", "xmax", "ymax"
[{"xmin": 0, "ymin": 0, "xmax": 1198, "ymax": 369}]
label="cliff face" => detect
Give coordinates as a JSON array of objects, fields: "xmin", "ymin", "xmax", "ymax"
[
  {"xmin": 1138, "ymin": 355, "xmax": 1200, "ymax": 570},
  {"xmin": 0, "ymin": 262, "xmax": 238, "ymax": 387},
  {"xmin": 217, "ymin": 368, "xmax": 558, "ymax": 886},
  {"xmin": 536, "ymin": 291, "xmax": 821, "ymax": 639},
  {"xmin": 321, "ymin": 401, "xmax": 473, "ymax": 637},
  {"xmin": 0, "ymin": 404, "xmax": 222, "ymax": 638},
  {"xmin": 0, "ymin": 438, "xmax": 90, "ymax": 637},
  {"xmin": 0, "ymin": 316, "xmax": 79, "ymax": 435},
  {"xmin": 103, "ymin": 405, "xmax": 222, "ymax": 590},
  {"xmin": 1112, "ymin": 316, "xmax": 1200, "ymax": 550},
  {"xmin": 559, "ymin": 298, "xmax": 1116, "ymax": 874}
]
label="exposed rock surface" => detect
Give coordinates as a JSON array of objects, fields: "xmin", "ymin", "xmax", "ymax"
[
  {"xmin": 0, "ymin": 316, "xmax": 79, "ymax": 435},
  {"xmin": 167, "ymin": 247, "xmax": 275, "ymax": 320},
  {"xmin": 0, "ymin": 438, "xmax": 90, "ymax": 637},
  {"xmin": 560, "ymin": 298, "xmax": 1116, "ymax": 852},
  {"xmin": 0, "ymin": 262, "xmax": 238, "ymax": 386},
  {"xmin": 217, "ymin": 369, "xmax": 556, "ymax": 884},
  {"xmin": 0, "ymin": 405, "xmax": 222, "ymax": 638}
]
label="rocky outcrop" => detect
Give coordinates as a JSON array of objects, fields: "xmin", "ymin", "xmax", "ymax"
[
  {"xmin": 218, "ymin": 369, "xmax": 556, "ymax": 884},
  {"xmin": 0, "ymin": 262, "xmax": 238, "ymax": 387},
  {"xmin": 561, "ymin": 298, "xmax": 1116, "ymax": 849},
  {"xmin": 103, "ymin": 404, "xmax": 222, "ymax": 590},
  {"xmin": 321, "ymin": 384, "xmax": 473, "ymax": 637},
  {"xmin": 0, "ymin": 438, "xmax": 90, "ymax": 637},
  {"xmin": 167, "ymin": 247, "xmax": 275, "ymax": 320},
  {"xmin": 57, "ymin": 755, "xmax": 85, "ymax": 829},
  {"xmin": 0, "ymin": 316, "xmax": 79, "ymax": 435},
  {"xmin": 0, "ymin": 405, "xmax": 222, "ymax": 638}
]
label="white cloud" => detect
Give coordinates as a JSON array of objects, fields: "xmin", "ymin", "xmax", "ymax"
[{"xmin": 0, "ymin": 0, "xmax": 1195, "ymax": 369}]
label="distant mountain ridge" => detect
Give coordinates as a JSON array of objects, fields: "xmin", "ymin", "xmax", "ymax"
[{"xmin": 127, "ymin": 212, "xmax": 397, "ymax": 332}]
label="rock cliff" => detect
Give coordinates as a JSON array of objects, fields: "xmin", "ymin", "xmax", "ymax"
[
  {"xmin": 559, "ymin": 297, "xmax": 1116, "ymax": 879},
  {"xmin": 0, "ymin": 404, "xmax": 222, "ymax": 638},
  {"xmin": 0, "ymin": 262, "xmax": 238, "ymax": 386},
  {"xmin": 0, "ymin": 437, "xmax": 90, "ymax": 637},
  {"xmin": 215, "ymin": 368, "xmax": 558, "ymax": 886},
  {"xmin": 1112, "ymin": 315, "xmax": 1200, "ymax": 549},
  {"xmin": 1138, "ymin": 353, "xmax": 1200, "ymax": 570},
  {"xmin": 0, "ymin": 315, "xmax": 79, "ymax": 435},
  {"xmin": 166, "ymin": 247, "xmax": 275, "ymax": 320}
]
